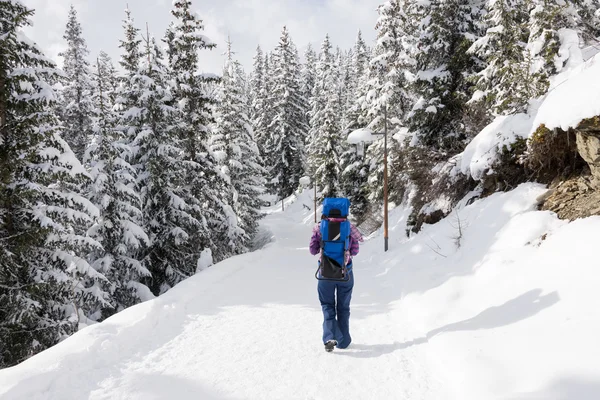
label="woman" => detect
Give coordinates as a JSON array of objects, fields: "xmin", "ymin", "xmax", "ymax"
[{"xmin": 309, "ymin": 212, "xmax": 363, "ymax": 352}]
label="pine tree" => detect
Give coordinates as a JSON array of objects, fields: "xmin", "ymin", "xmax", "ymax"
[
  {"xmin": 340, "ymin": 31, "xmax": 372, "ymax": 220},
  {"xmin": 250, "ymin": 46, "xmax": 270, "ymax": 164},
  {"xmin": 344, "ymin": 31, "xmax": 369, "ymax": 129},
  {"xmin": 169, "ymin": 0, "xmax": 230, "ymax": 265},
  {"xmin": 58, "ymin": 5, "xmax": 94, "ymax": 162},
  {"xmin": 255, "ymin": 52, "xmax": 277, "ymax": 184},
  {"xmin": 527, "ymin": 0, "xmax": 580, "ymax": 89},
  {"xmin": 575, "ymin": 0, "xmax": 600, "ymax": 42},
  {"xmin": 300, "ymin": 44, "xmax": 317, "ymax": 145},
  {"xmin": 86, "ymin": 50, "xmax": 150, "ymax": 316},
  {"xmin": 409, "ymin": 0, "xmax": 483, "ymax": 152},
  {"xmin": 265, "ymin": 26, "xmax": 307, "ymax": 199},
  {"xmin": 363, "ymin": 0, "xmax": 418, "ymax": 203},
  {"xmin": 468, "ymin": 0, "xmax": 531, "ymax": 115},
  {"xmin": 308, "ymin": 35, "xmax": 343, "ymax": 198},
  {"xmin": 132, "ymin": 35, "xmax": 201, "ymax": 295},
  {"xmin": 214, "ymin": 41, "xmax": 264, "ymax": 252},
  {"xmin": 250, "ymin": 46, "xmax": 264, "ymax": 126},
  {"xmin": 116, "ymin": 7, "xmax": 142, "ymax": 114},
  {"xmin": 0, "ymin": 1, "xmax": 105, "ymax": 367},
  {"xmin": 95, "ymin": 51, "xmax": 119, "ymax": 104}
]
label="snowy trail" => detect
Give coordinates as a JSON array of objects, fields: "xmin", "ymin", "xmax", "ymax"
[
  {"xmin": 3, "ymin": 186, "xmax": 600, "ymax": 399},
  {"xmin": 0, "ymin": 195, "xmax": 447, "ymax": 400}
]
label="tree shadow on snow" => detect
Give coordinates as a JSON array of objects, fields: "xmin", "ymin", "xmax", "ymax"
[
  {"xmin": 338, "ymin": 289, "xmax": 559, "ymax": 359},
  {"xmin": 426, "ymin": 289, "xmax": 560, "ymax": 339},
  {"xmin": 352, "ymin": 186, "xmax": 549, "ymax": 318}
]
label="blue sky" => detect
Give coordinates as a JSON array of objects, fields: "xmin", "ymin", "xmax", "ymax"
[{"xmin": 22, "ymin": 0, "xmax": 382, "ymax": 74}]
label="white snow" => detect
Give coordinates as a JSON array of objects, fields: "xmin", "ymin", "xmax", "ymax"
[
  {"xmin": 460, "ymin": 113, "xmax": 533, "ymax": 180},
  {"xmin": 299, "ymin": 176, "xmax": 311, "ymax": 187},
  {"xmin": 1, "ymin": 186, "xmax": 600, "ymax": 399},
  {"xmin": 460, "ymin": 29, "xmax": 596, "ymax": 181},
  {"xmin": 347, "ymin": 127, "xmax": 378, "ymax": 144},
  {"xmin": 533, "ymin": 52, "xmax": 600, "ymax": 133}
]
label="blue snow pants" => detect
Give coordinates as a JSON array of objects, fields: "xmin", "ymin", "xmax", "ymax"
[{"xmin": 317, "ymin": 270, "xmax": 354, "ymax": 349}]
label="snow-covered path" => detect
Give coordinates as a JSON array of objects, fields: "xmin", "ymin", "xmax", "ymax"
[
  {"xmin": 0, "ymin": 195, "xmax": 446, "ymax": 400},
  {"xmin": 2, "ymin": 185, "xmax": 600, "ymax": 400}
]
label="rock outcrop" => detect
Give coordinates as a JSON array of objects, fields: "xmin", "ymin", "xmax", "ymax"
[{"xmin": 539, "ymin": 174, "xmax": 600, "ymax": 220}]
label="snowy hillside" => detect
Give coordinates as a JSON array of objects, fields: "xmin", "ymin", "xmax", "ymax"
[{"xmin": 1, "ymin": 187, "xmax": 599, "ymax": 399}]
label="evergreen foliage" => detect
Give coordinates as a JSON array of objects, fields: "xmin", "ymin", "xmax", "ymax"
[
  {"xmin": 58, "ymin": 5, "xmax": 94, "ymax": 162},
  {"xmin": 0, "ymin": 0, "xmax": 103, "ymax": 367}
]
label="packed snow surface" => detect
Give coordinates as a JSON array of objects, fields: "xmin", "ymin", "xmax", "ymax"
[{"xmin": 1, "ymin": 185, "xmax": 600, "ymax": 399}]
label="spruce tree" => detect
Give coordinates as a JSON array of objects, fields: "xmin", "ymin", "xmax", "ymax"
[
  {"xmin": 58, "ymin": 5, "xmax": 94, "ymax": 162},
  {"xmin": 133, "ymin": 36, "xmax": 200, "ymax": 295},
  {"xmin": 300, "ymin": 44, "xmax": 317, "ymax": 145},
  {"xmin": 0, "ymin": 1, "xmax": 105, "ymax": 367},
  {"xmin": 308, "ymin": 35, "xmax": 343, "ymax": 198},
  {"xmin": 409, "ymin": 0, "xmax": 483, "ymax": 152},
  {"xmin": 340, "ymin": 31, "xmax": 372, "ymax": 220},
  {"xmin": 214, "ymin": 41, "xmax": 264, "ymax": 252},
  {"xmin": 265, "ymin": 26, "xmax": 307, "ymax": 199},
  {"xmin": 364, "ymin": 0, "xmax": 418, "ymax": 203},
  {"xmin": 86, "ymin": 50, "xmax": 150, "ymax": 316},
  {"xmin": 527, "ymin": 0, "xmax": 580, "ymax": 90},
  {"xmin": 169, "ymin": 0, "xmax": 230, "ymax": 264},
  {"xmin": 250, "ymin": 46, "xmax": 270, "ymax": 165},
  {"xmin": 468, "ymin": 0, "xmax": 531, "ymax": 115}
]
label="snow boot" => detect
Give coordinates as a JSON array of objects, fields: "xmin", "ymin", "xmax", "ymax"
[{"xmin": 324, "ymin": 340, "xmax": 337, "ymax": 352}]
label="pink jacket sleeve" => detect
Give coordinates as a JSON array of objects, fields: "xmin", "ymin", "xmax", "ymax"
[{"xmin": 309, "ymin": 224, "xmax": 321, "ymax": 255}]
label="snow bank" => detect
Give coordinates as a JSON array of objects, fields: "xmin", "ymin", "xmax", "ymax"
[
  {"xmin": 460, "ymin": 30, "xmax": 596, "ymax": 181},
  {"xmin": 533, "ymin": 53, "xmax": 600, "ymax": 132},
  {"xmin": 532, "ymin": 50, "xmax": 600, "ymax": 132},
  {"xmin": 460, "ymin": 113, "xmax": 533, "ymax": 180}
]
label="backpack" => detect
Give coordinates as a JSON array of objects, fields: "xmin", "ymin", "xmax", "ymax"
[{"xmin": 316, "ymin": 198, "xmax": 351, "ymax": 281}]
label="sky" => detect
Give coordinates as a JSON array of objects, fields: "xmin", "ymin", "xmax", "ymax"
[{"xmin": 22, "ymin": 0, "xmax": 382, "ymax": 74}]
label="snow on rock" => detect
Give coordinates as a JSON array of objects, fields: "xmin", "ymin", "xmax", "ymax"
[
  {"xmin": 1, "ymin": 184, "xmax": 600, "ymax": 399},
  {"xmin": 533, "ymin": 52, "xmax": 600, "ymax": 132},
  {"xmin": 460, "ymin": 113, "xmax": 533, "ymax": 180}
]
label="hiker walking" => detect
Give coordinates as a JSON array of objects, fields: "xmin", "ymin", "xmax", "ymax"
[{"xmin": 309, "ymin": 198, "xmax": 363, "ymax": 352}]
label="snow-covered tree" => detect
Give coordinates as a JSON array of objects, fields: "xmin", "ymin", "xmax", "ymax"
[
  {"xmin": 340, "ymin": 31, "xmax": 372, "ymax": 219},
  {"xmin": 265, "ymin": 26, "xmax": 307, "ymax": 199},
  {"xmin": 468, "ymin": 0, "xmax": 531, "ymax": 115},
  {"xmin": 409, "ymin": 0, "xmax": 483, "ymax": 152},
  {"xmin": 58, "ymin": 5, "xmax": 94, "ymax": 162},
  {"xmin": 575, "ymin": 0, "xmax": 600, "ymax": 42},
  {"xmin": 527, "ymin": 0, "xmax": 580, "ymax": 89},
  {"xmin": 168, "ymin": 0, "xmax": 231, "ymax": 264},
  {"xmin": 250, "ymin": 46, "xmax": 271, "ymax": 163},
  {"xmin": 86, "ymin": 49, "xmax": 150, "ymax": 317},
  {"xmin": 214, "ymin": 41, "xmax": 264, "ymax": 252},
  {"xmin": 300, "ymin": 44, "xmax": 317, "ymax": 143},
  {"xmin": 308, "ymin": 35, "xmax": 344, "ymax": 198},
  {"xmin": 0, "ymin": 1, "xmax": 104, "ymax": 367},
  {"xmin": 130, "ymin": 35, "xmax": 202, "ymax": 295}
]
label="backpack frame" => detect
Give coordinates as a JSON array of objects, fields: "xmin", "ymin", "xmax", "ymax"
[{"xmin": 315, "ymin": 198, "xmax": 351, "ymax": 282}]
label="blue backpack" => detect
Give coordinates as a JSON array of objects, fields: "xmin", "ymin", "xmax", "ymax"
[{"xmin": 316, "ymin": 198, "xmax": 351, "ymax": 281}]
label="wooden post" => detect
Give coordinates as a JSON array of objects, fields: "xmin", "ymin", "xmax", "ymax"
[
  {"xmin": 383, "ymin": 104, "xmax": 389, "ymax": 252},
  {"xmin": 314, "ymin": 181, "xmax": 317, "ymax": 223}
]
